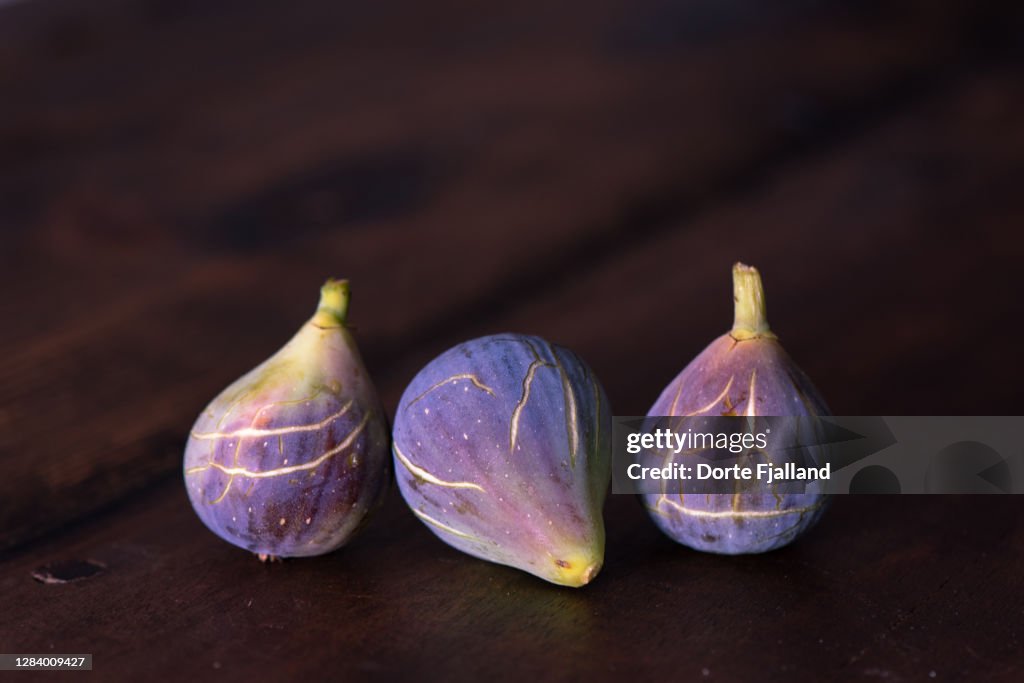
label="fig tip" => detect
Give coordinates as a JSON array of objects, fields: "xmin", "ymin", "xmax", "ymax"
[{"xmin": 549, "ymin": 550, "xmax": 603, "ymax": 587}]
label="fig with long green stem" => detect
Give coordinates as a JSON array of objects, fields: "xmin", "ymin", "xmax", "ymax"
[
  {"xmin": 183, "ymin": 280, "xmax": 390, "ymax": 560},
  {"xmin": 643, "ymin": 263, "xmax": 831, "ymax": 554}
]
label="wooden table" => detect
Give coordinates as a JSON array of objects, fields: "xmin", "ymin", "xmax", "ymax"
[{"xmin": 2, "ymin": 1, "xmax": 1023, "ymax": 680}]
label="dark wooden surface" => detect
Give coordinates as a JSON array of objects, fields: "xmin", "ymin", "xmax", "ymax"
[{"xmin": 2, "ymin": 1, "xmax": 1024, "ymax": 680}]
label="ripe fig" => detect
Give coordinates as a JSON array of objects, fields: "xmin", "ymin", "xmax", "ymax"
[
  {"xmin": 392, "ymin": 334, "xmax": 610, "ymax": 587},
  {"xmin": 644, "ymin": 263, "xmax": 830, "ymax": 554},
  {"xmin": 183, "ymin": 279, "xmax": 390, "ymax": 560}
]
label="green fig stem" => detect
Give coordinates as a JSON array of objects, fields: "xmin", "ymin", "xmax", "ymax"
[
  {"xmin": 730, "ymin": 263, "xmax": 776, "ymax": 341},
  {"xmin": 312, "ymin": 279, "xmax": 350, "ymax": 328}
]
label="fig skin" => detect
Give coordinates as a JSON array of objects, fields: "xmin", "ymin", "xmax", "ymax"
[
  {"xmin": 643, "ymin": 263, "xmax": 831, "ymax": 554},
  {"xmin": 183, "ymin": 280, "xmax": 390, "ymax": 559},
  {"xmin": 392, "ymin": 334, "xmax": 611, "ymax": 587}
]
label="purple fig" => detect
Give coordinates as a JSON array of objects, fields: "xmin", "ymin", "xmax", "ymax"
[
  {"xmin": 183, "ymin": 280, "xmax": 390, "ymax": 560},
  {"xmin": 644, "ymin": 263, "xmax": 830, "ymax": 554},
  {"xmin": 392, "ymin": 334, "xmax": 610, "ymax": 587}
]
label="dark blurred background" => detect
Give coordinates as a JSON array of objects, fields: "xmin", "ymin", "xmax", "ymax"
[{"xmin": 2, "ymin": 1, "xmax": 1024, "ymax": 680}]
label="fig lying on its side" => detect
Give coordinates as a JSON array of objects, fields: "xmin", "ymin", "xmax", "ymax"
[
  {"xmin": 392, "ymin": 334, "xmax": 611, "ymax": 587},
  {"xmin": 183, "ymin": 280, "xmax": 390, "ymax": 560},
  {"xmin": 644, "ymin": 263, "xmax": 831, "ymax": 554}
]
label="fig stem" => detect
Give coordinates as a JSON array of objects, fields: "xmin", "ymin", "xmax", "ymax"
[
  {"xmin": 313, "ymin": 278, "xmax": 350, "ymax": 328},
  {"xmin": 731, "ymin": 263, "xmax": 776, "ymax": 340}
]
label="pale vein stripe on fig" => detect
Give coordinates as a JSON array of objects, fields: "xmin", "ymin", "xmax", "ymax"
[
  {"xmin": 651, "ymin": 495, "xmax": 825, "ymax": 519},
  {"xmin": 251, "ymin": 388, "xmax": 326, "ymax": 421},
  {"xmin": 682, "ymin": 376, "xmax": 735, "ymax": 416},
  {"xmin": 210, "ymin": 387, "xmax": 325, "ymax": 427},
  {"xmin": 508, "ymin": 357, "xmax": 552, "ymax": 453},
  {"xmin": 185, "ymin": 410, "xmax": 371, "ymax": 479},
  {"xmin": 550, "ymin": 349, "xmax": 580, "ymax": 470},
  {"xmin": 412, "ymin": 508, "xmax": 485, "ymax": 543},
  {"xmin": 745, "ymin": 370, "xmax": 758, "ymax": 418},
  {"xmin": 203, "ymin": 389, "xmax": 328, "ymax": 470},
  {"xmin": 190, "ymin": 401, "xmax": 353, "ymax": 440},
  {"xmin": 393, "ymin": 442, "xmax": 485, "ymax": 492},
  {"xmin": 407, "ymin": 373, "xmax": 497, "ymax": 406},
  {"xmin": 730, "ymin": 372, "xmax": 760, "ymax": 510}
]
